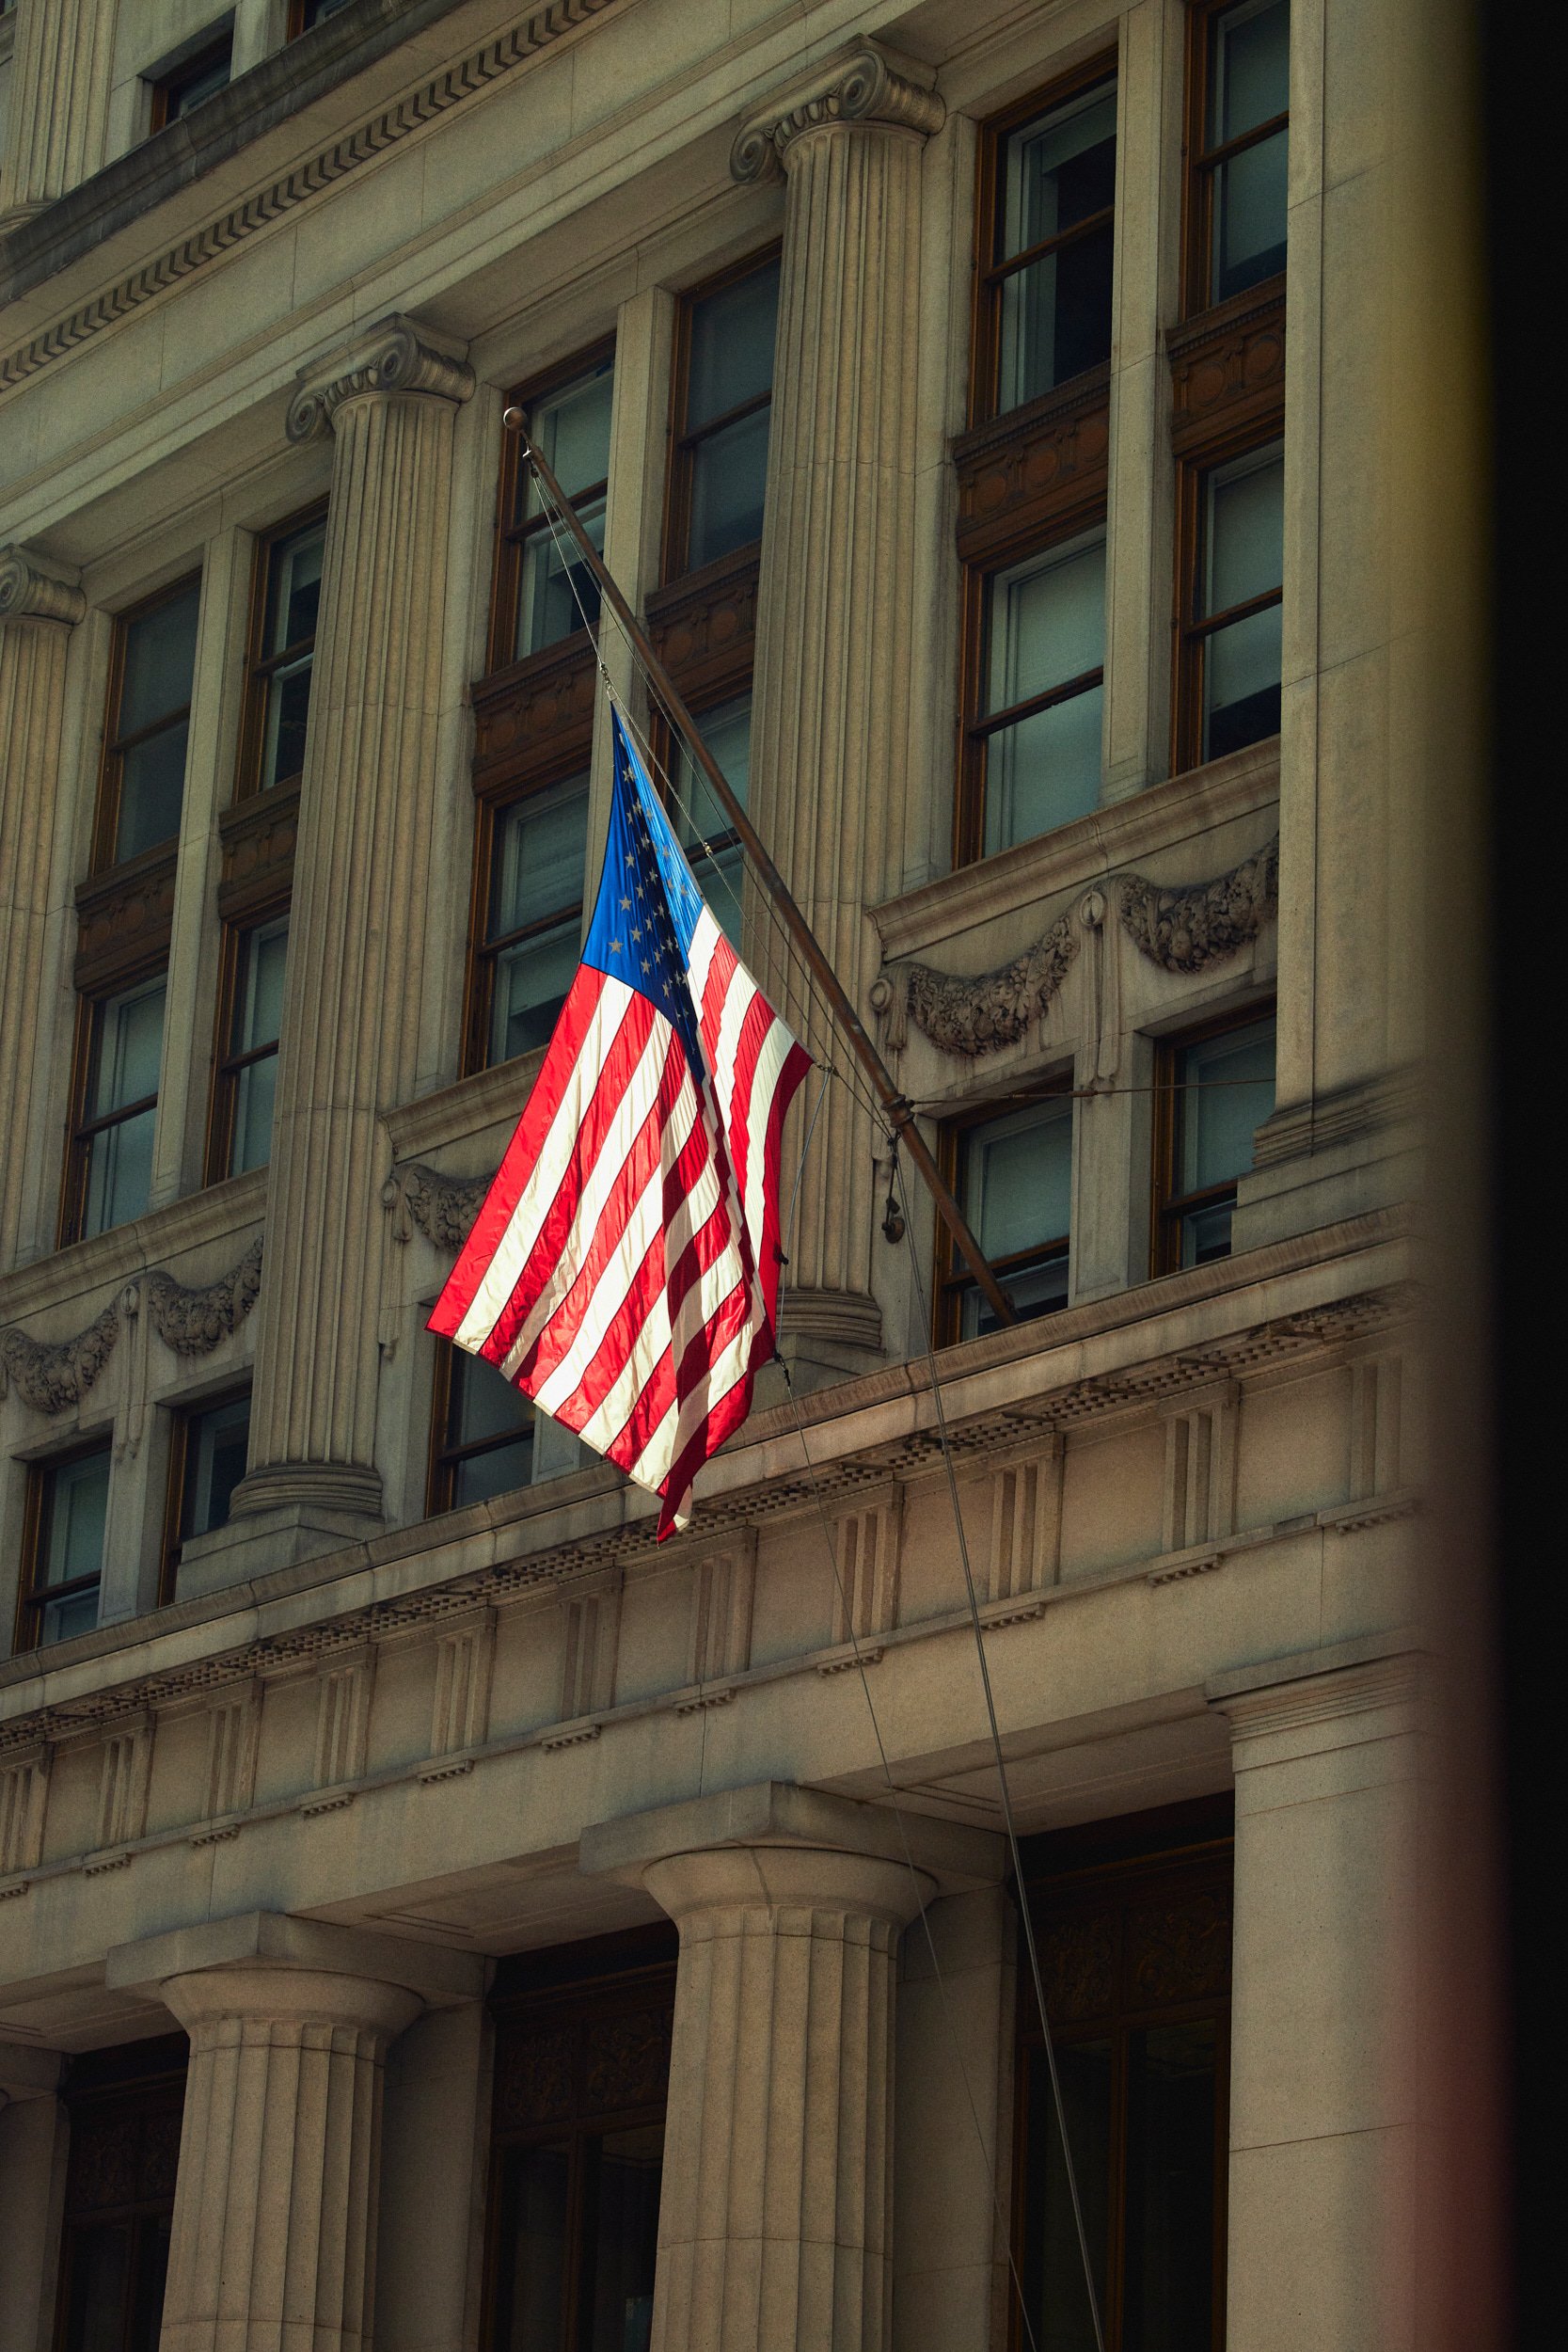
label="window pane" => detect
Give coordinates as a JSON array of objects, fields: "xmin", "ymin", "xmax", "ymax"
[
  {"xmin": 119, "ymin": 585, "xmax": 200, "ymax": 737},
  {"xmin": 264, "ymin": 525, "xmax": 325, "ymax": 657},
  {"xmin": 452, "ymin": 1352, "xmax": 534, "ymax": 1450},
  {"xmin": 116, "ymin": 721, "xmax": 190, "ymax": 861},
  {"xmin": 1178, "ymin": 1021, "xmax": 1275, "ymax": 1196},
  {"xmin": 1209, "ymin": 0, "xmax": 1290, "ymax": 300},
  {"xmin": 91, "ymin": 979, "xmax": 166, "ymax": 1118},
  {"xmin": 687, "ymin": 405, "xmax": 771, "ymax": 570},
  {"xmin": 43, "ymin": 1452, "xmax": 110, "ymax": 1588},
  {"xmin": 129, "ymin": 2216, "xmax": 172, "ymax": 2352},
  {"xmin": 1203, "ymin": 448, "xmax": 1283, "ymax": 615},
  {"xmin": 516, "ymin": 495, "xmax": 606, "ymax": 657},
  {"xmin": 496, "ymin": 2143, "xmax": 570, "ymax": 2352},
  {"xmin": 989, "ymin": 534, "xmax": 1106, "ymax": 713},
  {"xmin": 1204, "ymin": 607, "xmax": 1281, "ymax": 757},
  {"xmin": 967, "ymin": 1097, "xmax": 1073, "ymax": 1264},
  {"xmin": 519, "ymin": 365, "xmax": 615, "ymax": 521},
  {"xmin": 492, "ymin": 925, "xmax": 579, "ymax": 1062},
  {"xmin": 84, "ymin": 1104, "xmax": 157, "ymax": 1236},
  {"xmin": 1212, "ymin": 0, "xmax": 1290, "ymax": 143},
  {"xmin": 1212, "ymin": 127, "xmax": 1288, "ymax": 300},
  {"xmin": 167, "ymin": 46, "xmax": 230, "ymax": 117},
  {"xmin": 998, "ymin": 86, "xmax": 1117, "ymax": 406},
  {"xmin": 1122, "ymin": 2021, "xmax": 1219, "ymax": 2352},
  {"xmin": 676, "ymin": 694, "xmax": 752, "ymax": 950},
  {"xmin": 1022, "ymin": 2037, "xmax": 1112, "ymax": 2352},
  {"xmin": 1180, "ymin": 1198, "xmax": 1235, "ymax": 1268},
  {"xmin": 261, "ymin": 659, "xmax": 314, "ymax": 790},
  {"xmin": 230, "ymin": 1057, "xmax": 277, "ymax": 1177},
  {"xmin": 584, "ymin": 2123, "xmax": 664, "ymax": 2352},
  {"xmin": 686, "ymin": 262, "xmax": 780, "ymax": 431},
  {"xmin": 986, "ymin": 687, "xmax": 1103, "ymax": 852},
  {"xmin": 491, "ymin": 778, "xmax": 590, "ymax": 940},
  {"xmin": 237, "ymin": 921, "xmax": 289, "ymax": 1055},
  {"xmin": 63, "ymin": 2220, "xmax": 132, "ymax": 2352},
  {"xmin": 182, "ymin": 1396, "xmax": 251, "ymax": 1542}
]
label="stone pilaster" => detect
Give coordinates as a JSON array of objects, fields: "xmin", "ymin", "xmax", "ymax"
[
  {"xmin": 732, "ymin": 47, "xmax": 943, "ymax": 1362},
  {"xmin": 0, "ymin": 0, "xmax": 118, "ymax": 215},
  {"xmin": 582, "ymin": 1782, "xmax": 999, "ymax": 2352},
  {"xmin": 0, "ymin": 550, "xmax": 86, "ymax": 1274},
  {"xmin": 0, "ymin": 2043, "xmax": 66, "ymax": 2352},
  {"xmin": 230, "ymin": 318, "xmax": 473, "ymax": 1542},
  {"xmin": 1209, "ymin": 1638, "xmax": 1418, "ymax": 2352}
]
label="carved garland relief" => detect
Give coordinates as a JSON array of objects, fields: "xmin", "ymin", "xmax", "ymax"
[{"xmin": 0, "ymin": 1239, "xmax": 261, "ymax": 1415}]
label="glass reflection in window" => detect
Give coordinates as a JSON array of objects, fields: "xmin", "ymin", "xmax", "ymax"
[
  {"xmin": 484, "ymin": 774, "xmax": 590, "ymax": 1067},
  {"xmin": 995, "ymin": 80, "xmax": 1117, "ymax": 411},
  {"xmin": 981, "ymin": 529, "xmax": 1105, "ymax": 851}
]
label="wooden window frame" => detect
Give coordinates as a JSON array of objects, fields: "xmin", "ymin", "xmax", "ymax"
[
  {"xmin": 234, "ymin": 502, "xmax": 328, "ymax": 803},
  {"xmin": 483, "ymin": 1929, "xmax": 676, "ymax": 2352},
  {"xmin": 969, "ymin": 55, "xmax": 1119, "ymax": 430},
  {"xmin": 1181, "ymin": 0, "xmax": 1290, "ymax": 323},
  {"xmin": 288, "ymin": 0, "xmax": 354, "ymax": 35},
  {"xmin": 461, "ymin": 749, "xmax": 592, "ymax": 1080},
  {"xmin": 203, "ymin": 907, "xmax": 288, "ymax": 1185},
  {"xmin": 1150, "ymin": 999, "xmax": 1275, "ymax": 1275},
  {"xmin": 488, "ymin": 341, "xmax": 616, "ymax": 681},
  {"xmin": 1171, "ymin": 419, "xmax": 1284, "ymax": 777},
  {"xmin": 1011, "ymin": 1799, "xmax": 1234, "ymax": 2352},
  {"xmin": 93, "ymin": 575, "xmax": 201, "ymax": 874},
  {"xmin": 13, "ymin": 1436, "xmax": 111, "ymax": 1655},
  {"xmin": 935, "ymin": 1084, "xmax": 1073, "ymax": 1345},
  {"xmin": 58, "ymin": 961, "xmax": 168, "ymax": 1249},
  {"xmin": 661, "ymin": 246, "xmax": 782, "ymax": 588},
  {"xmin": 147, "ymin": 33, "xmax": 232, "ymax": 134},
  {"xmin": 160, "ymin": 1387, "xmax": 251, "ymax": 1604},
  {"xmin": 426, "ymin": 1341, "xmax": 534, "ymax": 1518}
]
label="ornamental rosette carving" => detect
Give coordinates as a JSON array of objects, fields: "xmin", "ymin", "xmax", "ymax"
[
  {"xmin": 1117, "ymin": 838, "xmax": 1278, "ymax": 974},
  {"xmin": 286, "ymin": 315, "xmax": 475, "ymax": 443},
  {"xmin": 731, "ymin": 41, "xmax": 944, "ymax": 183},
  {"xmin": 385, "ymin": 1164, "xmax": 495, "ymax": 1250},
  {"xmin": 0, "ymin": 547, "xmax": 87, "ymax": 626},
  {"xmin": 144, "ymin": 1237, "xmax": 262, "ymax": 1357},
  {"xmin": 0, "ymin": 1299, "xmax": 119, "ymax": 1414},
  {"xmin": 871, "ymin": 914, "xmax": 1078, "ymax": 1056}
]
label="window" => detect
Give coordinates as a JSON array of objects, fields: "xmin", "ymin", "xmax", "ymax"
[
  {"xmin": 162, "ymin": 1393, "xmax": 250, "ymax": 1599},
  {"xmin": 429, "ymin": 1345, "xmax": 535, "ymax": 1513},
  {"xmin": 148, "ymin": 33, "xmax": 232, "ymax": 133},
  {"xmin": 208, "ymin": 916, "xmax": 287, "ymax": 1180},
  {"xmin": 238, "ymin": 512, "xmax": 325, "ymax": 797},
  {"xmin": 485, "ymin": 1930, "xmax": 675, "ymax": 2352},
  {"xmin": 666, "ymin": 254, "xmax": 781, "ymax": 580},
  {"xmin": 1155, "ymin": 1011, "xmax": 1275, "ymax": 1270},
  {"xmin": 493, "ymin": 353, "xmax": 614, "ymax": 671},
  {"xmin": 97, "ymin": 580, "xmax": 200, "ymax": 868},
  {"xmin": 16, "ymin": 1442, "xmax": 110, "ymax": 1651},
  {"xmin": 1177, "ymin": 437, "xmax": 1283, "ymax": 768},
  {"xmin": 53, "ymin": 2038, "xmax": 187, "ymax": 2352},
  {"xmin": 63, "ymin": 973, "xmax": 167, "ymax": 1243},
  {"xmin": 971, "ymin": 527, "xmax": 1106, "ymax": 858},
  {"xmin": 1014, "ymin": 1803, "xmax": 1232, "ymax": 2352},
  {"xmin": 1188, "ymin": 0, "xmax": 1290, "ymax": 313},
  {"xmin": 975, "ymin": 71, "xmax": 1117, "ymax": 421},
  {"xmin": 940, "ymin": 1092, "xmax": 1073, "ymax": 1342},
  {"xmin": 671, "ymin": 693, "xmax": 752, "ymax": 952},
  {"xmin": 290, "ymin": 0, "xmax": 355, "ymax": 31},
  {"xmin": 469, "ymin": 771, "xmax": 590, "ymax": 1071}
]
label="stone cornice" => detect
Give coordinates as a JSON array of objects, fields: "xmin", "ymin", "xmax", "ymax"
[
  {"xmin": 730, "ymin": 41, "xmax": 943, "ymax": 183},
  {"xmin": 0, "ymin": 546, "xmax": 86, "ymax": 625},
  {"xmin": 287, "ymin": 315, "xmax": 474, "ymax": 441},
  {"xmin": 0, "ymin": 0, "xmax": 620, "ymax": 399}
]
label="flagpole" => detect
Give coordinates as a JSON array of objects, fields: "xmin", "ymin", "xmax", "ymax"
[{"xmin": 504, "ymin": 414, "xmax": 1020, "ymax": 1333}]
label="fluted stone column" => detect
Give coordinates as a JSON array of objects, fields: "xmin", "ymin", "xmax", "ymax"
[
  {"xmin": 230, "ymin": 318, "xmax": 473, "ymax": 1541},
  {"xmin": 0, "ymin": 0, "xmax": 118, "ymax": 215},
  {"xmin": 157, "ymin": 1967, "xmax": 420, "ymax": 2352},
  {"xmin": 0, "ymin": 549, "xmax": 86, "ymax": 1273},
  {"xmin": 732, "ymin": 47, "xmax": 943, "ymax": 1361},
  {"xmin": 582, "ymin": 1783, "xmax": 1000, "ymax": 2352}
]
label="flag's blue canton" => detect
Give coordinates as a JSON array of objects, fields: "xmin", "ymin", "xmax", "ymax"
[{"xmin": 583, "ymin": 721, "xmax": 708, "ymax": 1085}]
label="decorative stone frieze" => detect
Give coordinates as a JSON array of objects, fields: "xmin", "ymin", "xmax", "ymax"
[
  {"xmin": 1161, "ymin": 1383, "xmax": 1239, "ymax": 1555},
  {"xmin": 72, "ymin": 847, "xmax": 179, "ymax": 991},
  {"xmin": 144, "ymin": 1237, "xmax": 263, "ymax": 1357},
  {"xmin": 731, "ymin": 40, "xmax": 943, "ymax": 179},
  {"xmin": 0, "ymin": 1295, "xmax": 120, "ymax": 1412},
  {"xmin": 216, "ymin": 782, "xmax": 300, "ymax": 922},
  {"xmin": 1168, "ymin": 281, "xmax": 1288, "ymax": 454},
  {"xmin": 422, "ymin": 1608, "xmax": 496, "ymax": 1773},
  {"xmin": 384, "ymin": 1163, "xmax": 496, "ymax": 1250},
  {"xmin": 831, "ymin": 1484, "xmax": 902, "ymax": 1648},
  {"xmin": 471, "ymin": 636, "xmax": 597, "ymax": 787},
  {"xmin": 309, "ymin": 1646, "xmax": 376, "ymax": 1802},
  {"xmin": 988, "ymin": 1438, "xmax": 1062, "ymax": 1614},
  {"xmin": 93, "ymin": 1714, "xmax": 152, "ymax": 1853},
  {"xmin": 0, "ymin": 1745, "xmax": 51, "ymax": 1879},
  {"xmin": 870, "ymin": 912, "xmax": 1078, "ymax": 1055},
  {"xmin": 287, "ymin": 316, "xmax": 474, "ymax": 443},
  {"xmin": 1117, "ymin": 837, "xmax": 1279, "ymax": 974}
]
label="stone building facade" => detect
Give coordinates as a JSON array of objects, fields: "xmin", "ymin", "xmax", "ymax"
[{"xmin": 0, "ymin": 2, "xmax": 1426, "ymax": 2348}]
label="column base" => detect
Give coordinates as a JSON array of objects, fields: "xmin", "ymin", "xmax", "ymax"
[
  {"xmin": 180, "ymin": 1497, "xmax": 384, "ymax": 1593},
  {"xmin": 774, "ymin": 1286, "xmax": 885, "ymax": 1392}
]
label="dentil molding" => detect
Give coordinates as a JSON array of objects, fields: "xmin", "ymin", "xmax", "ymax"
[
  {"xmin": 286, "ymin": 314, "xmax": 474, "ymax": 442},
  {"xmin": 730, "ymin": 41, "xmax": 944, "ymax": 183},
  {"xmin": 0, "ymin": 546, "xmax": 86, "ymax": 626},
  {"xmin": 144, "ymin": 1237, "xmax": 263, "ymax": 1356}
]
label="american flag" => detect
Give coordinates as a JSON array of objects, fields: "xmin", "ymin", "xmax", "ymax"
[{"xmin": 430, "ymin": 711, "xmax": 811, "ymax": 1538}]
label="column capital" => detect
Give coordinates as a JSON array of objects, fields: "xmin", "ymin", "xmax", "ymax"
[
  {"xmin": 104, "ymin": 1905, "xmax": 485, "ymax": 2010},
  {"xmin": 730, "ymin": 40, "xmax": 944, "ymax": 184},
  {"xmin": 0, "ymin": 546, "xmax": 86, "ymax": 627},
  {"xmin": 286, "ymin": 312, "xmax": 475, "ymax": 444}
]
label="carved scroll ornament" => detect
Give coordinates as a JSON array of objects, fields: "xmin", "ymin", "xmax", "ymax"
[
  {"xmin": 1117, "ymin": 839, "xmax": 1278, "ymax": 975},
  {"xmin": 385, "ymin": 1164, "xmax": 496, "ymax": 1250},
  {"xmin": 144, "ymin": 1237, "xmax": 262, "ymax": 1356},
  {"xmin": 731, "ymin": 42, "xmax": 943, "ymax": 183},
  {"xmin": 870, "ymin": 914, "xmax": 1078, "ymax": 1055},
  {"xmin": 0, "ymin": 1298, "xmax": 119, "ymax": 1414}
]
